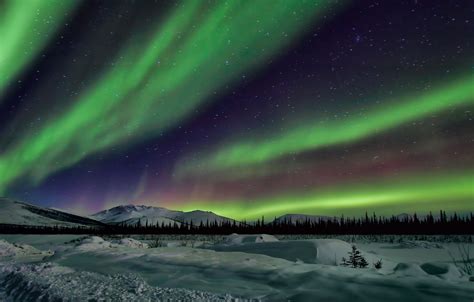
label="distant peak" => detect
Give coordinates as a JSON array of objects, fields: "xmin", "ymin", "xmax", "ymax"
[{"xmin": 99, "ymin": 204, "xmax": 170, "ymax": 214}]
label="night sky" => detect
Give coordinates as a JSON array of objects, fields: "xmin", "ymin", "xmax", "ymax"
[{"xmin": 0, "ymin": 0, "xmax": 473, "ymax": 219}]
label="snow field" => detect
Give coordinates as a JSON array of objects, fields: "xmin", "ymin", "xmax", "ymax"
[{"xmin": 0, "ymin": 234, "xmax": 473, "ymax": 301}]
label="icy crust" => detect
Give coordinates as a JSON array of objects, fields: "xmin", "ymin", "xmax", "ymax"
[{"xmin": 0, "ymin": 263, "xmax": 238, "ymax": 302}]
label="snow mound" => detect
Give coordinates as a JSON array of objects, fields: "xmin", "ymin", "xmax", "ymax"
[
  {"xmin": 0, "ymin": 263, "xmax": 237, "ymax": 301},
  {"xmin": 115, "ymin": 238, "xmax": 149, "ymax": 249},
  {"xmin": 212, "ymin": 239, "xmax": 370, "ymax": 265},
  {"xmin": 420, "ymin": 262, "xmax": 463, "ymax": 280},
  {"xmin": 65, "ymin": 236, "xmax": 149, "ymax": 252},
  {"xmin": 224, "ymin": 233, "xmax": 279, "ymax": 245},
  {"xmin": 392, "ymin": 263, "xmax": 429, "ymax": 277},
  {"xmin": 74, "ymin": 236, "xmax": 113, "ymax": 251},
  {"xmin": 50, "ymin": 236, "xmax": 149, "ymax": 260},
  {"xmin": 0, "ymin": 239, "xmax": 52, "ymax": 259}
]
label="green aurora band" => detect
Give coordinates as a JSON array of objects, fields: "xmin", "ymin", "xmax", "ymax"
[
  {"xmin": 173, "ymin": 171, "xmax": 474, "ymax": 220},
  {"xmin": 0, "ymin": 0, "xmax": 340, "ymax": 193},
  {"xmin": 177, "ymin": 74, "xmax": 474, "ymax": 177},
  {"xmin": 0, "ymin": 0, "xmax": 78, "ymax": 97}
]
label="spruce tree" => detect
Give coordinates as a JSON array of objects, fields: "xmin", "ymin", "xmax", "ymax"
[{"xmin": 341, "ymin": 245, "xmax": 368, "ymax": 268}]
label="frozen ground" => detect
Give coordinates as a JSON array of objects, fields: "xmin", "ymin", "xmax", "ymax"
[{"xmin": 0, "ymin": 234, "xmax": 473, "ymax": 301}]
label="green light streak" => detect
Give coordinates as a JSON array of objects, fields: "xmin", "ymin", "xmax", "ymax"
[
  {"xmin": 178, "ymin": 74, "xmax": 474, "ymax": 176},
  {"xmin": 0, "ymin": 0, "xmax": 77, "ymax": 97},
  {"xmin": 173, "ymin": 171, "xmax": 474, "ymax": 220},
  {"xmin": 0, "ymin": 0, "xmax": 340, "ymax": 193}
]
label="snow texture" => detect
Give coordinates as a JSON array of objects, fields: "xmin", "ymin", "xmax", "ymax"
[{"xmin": 0, "ymin": 263, "xmax": 237, "ymax": 302}]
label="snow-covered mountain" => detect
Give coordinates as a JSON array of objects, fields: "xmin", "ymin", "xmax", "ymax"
[
  {"xmin": 0, "ymin": 198, "xmax": 105, "ymax": 228},
  {"xmin": 91, "ymin": 204, "xmax": 234, "ymax": 226},
  {"xmin": 272, "ymin": 214, "xmax": 333, "ymax": 224}
]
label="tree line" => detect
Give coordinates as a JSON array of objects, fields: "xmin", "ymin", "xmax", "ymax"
[{"xmin": 0, "ymin": 210, "xmax": 472, "ymax": 235}]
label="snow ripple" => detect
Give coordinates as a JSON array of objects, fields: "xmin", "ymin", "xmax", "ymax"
[{"xmin": 0, "ymin": 263, "xmax": 243, "ymax": 302}]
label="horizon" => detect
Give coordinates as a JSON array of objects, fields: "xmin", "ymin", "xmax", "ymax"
[{"xmin": 3, "ymin": 196, "xmax": 472, "ymax": 222}]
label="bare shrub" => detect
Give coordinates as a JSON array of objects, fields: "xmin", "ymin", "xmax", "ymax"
[{"xmin": 448, "ymin": 244, "xmax": 472, "ymax": 275}]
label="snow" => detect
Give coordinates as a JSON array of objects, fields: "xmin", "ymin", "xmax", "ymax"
[
  {"xmin": 390, "ymin": 240, "xmax": 444, "ymax": 249},
  {"xmin": 1, "ymin": 235, "xmax": 473, "ymax": 301},
  {"xmin": 115, "ymin": 238, "xmax": 149, "ymax": 249},
  {"xmin": 0, "ymin": 240, "xmax": 52, "ymax": 260},
  {"xmin": 0, "ymin": 263, "xmax": 236, "ymax": 302},
  {"xmin": 420, "ymin": 262, "xmax": 463, "ymax": 280},
  {"xmin": 74, "ymin": 236, "xmax": 114, "ymax": 251},
  {"xmin": 60, "ymin": 236, "xmax": 150, "ymax": 252},
  {"xmin": 0, "ymin": 235, "xmax": 83, "ymax": 250},
  {"xmin": 91, "ymin": 205, "xmax": 181, "ymax": 226},
  {"xmin": 224, "ymin": 233, "xmax": 279, "ymax": 245},
  {"xmin": 392, "ymin": 262, "xmax": 430, "ymax": 277}
]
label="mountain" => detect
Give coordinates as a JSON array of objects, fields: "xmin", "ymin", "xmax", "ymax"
[
  {"xmin": 0, "ymin": 198, "xmax": 105, "ymax": 228},
  {"xmin": 91, "ymin": 204, "xmax": 235, "ymax": 226},
  {"xmin": 272, "ymin": 214, "xmax": 333, "ymax": 224}
]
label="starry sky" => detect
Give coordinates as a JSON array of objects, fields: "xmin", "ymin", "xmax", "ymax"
[{"xmin": 0, "ymin": 0, "xmax": 473, "ymax": 219}]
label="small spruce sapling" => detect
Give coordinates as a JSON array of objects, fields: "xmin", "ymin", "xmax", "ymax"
[{"xmin": 341, "ymin": 245, "xmax": 368, "ymax": 268}]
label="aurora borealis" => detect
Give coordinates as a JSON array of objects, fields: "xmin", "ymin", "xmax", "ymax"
[
  {"xmin": 0, "ymin": 0, "xmax": 473, "ymax": 218},
  {"xmin": 0, "ymin": 0, "xmax": 78, "ymax": 97}
]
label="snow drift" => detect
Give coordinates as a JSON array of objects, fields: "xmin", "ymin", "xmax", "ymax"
[
  {"xmin": 212, "ymin": 238, "xmax": 373, "ymax": 265},
  {"xmin": 1, "ymin": 235, "xmax": 473, "ymax": 301}
]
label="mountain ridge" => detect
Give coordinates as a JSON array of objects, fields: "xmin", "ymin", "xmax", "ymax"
[
  {"xmin": 91, "ymin": 204, "xmax": 235, "ymax": 226},
  {"xmin": 1, "ymin": 198, "xmax": 438, "ymax": 228},
  {"xmin": 0, "ymin": 197, "xmax": 106, "ymax": 228}
]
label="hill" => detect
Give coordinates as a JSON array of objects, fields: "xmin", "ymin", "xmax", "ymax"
[{"xmin": 0, "ymin": 198, "xmax": 105, "ymax": 228}]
